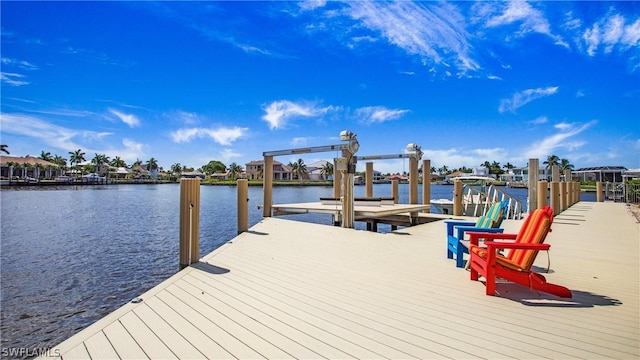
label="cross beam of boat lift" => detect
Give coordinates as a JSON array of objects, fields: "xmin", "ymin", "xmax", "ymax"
[
  {"xmin": 262, "ymin": 130, "xmax": 360, "ymax": 228},
  {"xmin": 355, "ymin": 143, "xmax": 423, "ymax": 161}
]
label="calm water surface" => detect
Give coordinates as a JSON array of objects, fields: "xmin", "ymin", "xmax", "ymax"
[{"xmin": 0, "ymin": 183, "xmax": 591, "ymax": 353}]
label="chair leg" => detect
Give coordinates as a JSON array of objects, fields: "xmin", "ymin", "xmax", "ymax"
[{"xmin": 456, "ymin": 247, "xmax": 465, "ymax": 268}]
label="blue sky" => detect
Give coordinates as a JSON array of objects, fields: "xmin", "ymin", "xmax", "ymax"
[{"xmin": 1, "ymin": 1, "xmax": 639, "ymax": 174}]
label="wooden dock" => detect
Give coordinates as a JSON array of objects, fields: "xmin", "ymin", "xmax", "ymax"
[{"xmin": 43, "ymin": 202, "xmax": 639, "ymax": 359}]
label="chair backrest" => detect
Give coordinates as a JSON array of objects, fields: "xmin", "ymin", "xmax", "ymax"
[
  {"xmin": 507, "ymin": 206, "xmax": 554, "ymax": 271},
  {"xmin": 481, "ymin": 200, "xmax": 508, "ymax": 228}
]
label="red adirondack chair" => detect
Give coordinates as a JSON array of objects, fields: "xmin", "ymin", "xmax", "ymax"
[{"xmin": 467, "ymin": 206, "xmax": 572, "ymax": 298}]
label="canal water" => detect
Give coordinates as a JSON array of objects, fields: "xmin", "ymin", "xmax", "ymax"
[{"xmin": 0, "ymin": 183, "xmax": 592, "ymax": 354}]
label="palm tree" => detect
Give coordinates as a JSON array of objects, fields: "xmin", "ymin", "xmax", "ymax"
[
  {"xmin": 111, "ymin": 156, "xmax": 126, "ymax": 168},
  {"xmin": 92, "ymin": 154, "xmax": 109, "ymax": 176},
  {"xmin": 147, "ymin": 158, "xmax": 159, "ymax": 180},
  {"xmin": 1, "ymin": 144, "xmax": 9, "ymax": 154},
  {"xmin": 503, "ymin": 162, "xmax": 515, "ymax": 171},
  {"xmin": 288, "ymin": 161, "xmax": 298, "ymax": 180},
  {"xmin": 559, "ymin": 158, "xmax": 574, "ymax": 172},
  {"xmin": 295, "ymin": 158, "xmax": 307, "ymax": 182},
  {"xmin": 227, "ymin": 162, "xmax": 243, "ymax": 180},
  {"xmin": 69, "ymin": 149, "xmax": 86, "ymax": 180},
  {"xmin": 170, "ymin": 163, "xmax": 183, "ymax": 175},
  {"xmin": 321, "ymin": 162, "xmax": 333, "ymax": 181},
  {"xmin": 543, "ymin": 154, "xmax": 560, "ymax": 170},
  {"xmin": 257, "ymin": 165, "xmax": 264, "ymax": 180},
  {"xmin": 39, "ymin": 151, "xmax": 53, "ymax": 162}
]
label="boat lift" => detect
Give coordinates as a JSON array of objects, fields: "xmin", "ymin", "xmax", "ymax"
[
  {"xmin": 262, "ymin": 130, "xmax": 360, "ymax": 228},
  {"xmin": 354, "ymin": 143, "xmax": 424, "ymax": 205}
]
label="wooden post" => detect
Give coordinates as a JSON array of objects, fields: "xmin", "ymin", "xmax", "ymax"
[
  {"xmin": 409, "ymin": 157, "xmax": 418, "ymax": 205},
  {"xmin": 263, "ymin": 155, "xmax": 273, "ymax": 217},
  {"xmin": 560, "ymin": 181, "xmax": 568, "ymax": 211},
  {"xmin": 422, "ymin": 159, "xmax": 430, "ymax": 212},
  {"xmin": 537, "ymin": 181, "xmax": 548, "ymax": 209},
  {"xmin": 333, "ymin": 158, "xmax": 342, "ymax": 198},
  {"xmin": 574, "ymin": 182, "xmax": 580, "ymax": 205},
  {"xmin": 528, "ymin": 158, "xmax": 539, "ymax": 211},
  {"xmin": 237, "ymin": 179, "xmax": 248, "ymax": 234},
  {"xmin": 453, "ymin": 180, "xmax": 463, "ymax": 216},
  {"xmin": 341, "ymin": 150, "xmax": 355, "ymax": 228},
  {"xmin": 179, "ymin": 178, "xmax": 200, "ymax": 270},
  {"xmin": 366, "ymin": 162, "xmax": 373, "ymax": 198},
  {"xmin": 391, "ymin": 180, "xmax": 399, "ymax": 204},
  {"xmin": 596, "ymin": 181, "xmax": 603, "ymax": 202},
  {"xmin": 552, "ymin": 165, "xmax": 560, "ymax": 182},
  {"xmin": 550, "ymin": 181, "xmax": 560, "ymax": 215}
]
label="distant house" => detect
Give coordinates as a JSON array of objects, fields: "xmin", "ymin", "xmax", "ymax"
[
  {"xmin": 0, "ymin": 155, "xmax": 61, "ymax": 180},
  {"xmin": 499, "ymin": 167, "xmax": 549, "ymax": 182},
  {"xmin": 245, "ymin": 160, "xmax": 293, "ymax": 181},
  {"xmin": 572, "ymin": 166, "xmax": 627, "ymax": 182},
  {"xmin": 306, "ymin": 160, "xmax": 332, "ymax": 181}
]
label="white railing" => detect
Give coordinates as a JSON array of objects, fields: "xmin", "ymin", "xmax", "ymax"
[{"xmin": 461, "ymin": 184, "xmax": 523, "ymax": 219}]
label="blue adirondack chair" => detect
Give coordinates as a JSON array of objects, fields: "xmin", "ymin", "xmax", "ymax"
[{"xmin": 445, "ymin": 200, "xmax": 508, "ymax": 268}]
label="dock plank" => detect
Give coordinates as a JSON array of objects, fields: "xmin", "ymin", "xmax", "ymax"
[
  {"xmin": 83, "ymin": 331, "xmax": 119, "ymax": 359},
  {"xmin": 118, "ymin": 310, "xmax": 177, "ymax": 359},
  {"xmin": 102, "ymin": 319, "xmax": 149, "ymax": 359},
  {"xmin": 133, "ymin": 300, "xmax": 207, "ymax": 359}
]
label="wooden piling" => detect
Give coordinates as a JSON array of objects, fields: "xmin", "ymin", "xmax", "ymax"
[
  {"xmin": 263, "ymin": 155, "xmax": 273, "ymax": 217},
  {"xmin": 333, "ymin": 158, "xmax": 342, "ymax": 198},
  {"xmin": 453, "ymin": 180, "xmax": 463, "ymax": 216},
  {"xmin": 537, "ymin": 181, "xmax": 548, "ymax": 209},
  {"xmin": 560, "ymin": 181, "xmax": 568, "ymax": 211},
  {"xmin": 596, "ymin": 182, "xmax": 603, "ymax": 202},
  {"xmin": 179, "ymin": 178, "xmax": 200, "ymax": 270},
  {"xmin": 237, "ymin": 179, "xmax": 248, "ymax": 234},
  {"xmin": 422, "ymin": 159, "xmax": 430, "ymax": 212},
  {"xmin": 409, "ymin": 158, "xmax": 418, "ymax": 205},
  {"xmin": 550, "ymin": 181, "xmax": 560, "ymax": 215},
  {"xmin": 528, "ymin": 158, "xmax": 539, "ymax": 211},
  {"xmin": 392, "ymin": 180, "xmax": 399, "ymax": 204},
  {"xmin": 366, "ymin": 162, "xmax": 373, "ymax": 198}
]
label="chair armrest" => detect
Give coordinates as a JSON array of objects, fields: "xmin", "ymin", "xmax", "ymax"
[
  {"xmin": 455, "ymin": 226, "xmax": 504, "ymax": 240},
  {"xmin": 445, "ymin": 221, "xmax": 476, "ymax": 236},
  {"xmin": 485, "ymin": 242, "xmax": 551, "ymax": 250},
  {"xmin": 467, "ymin": 231, "xmax": 517, "ymax": 246}
]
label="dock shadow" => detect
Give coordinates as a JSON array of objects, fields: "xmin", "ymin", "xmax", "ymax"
[
  {"xmin": 495, "ymin": 284, "xmax": 622, "ymax": 308},
  {"xmin": 192, "ymin": 262, "xmax": 230, "ymax": 275},
  {"xmin": 246, "ymin": 230, "xmax": 269, "ymax": 236}
]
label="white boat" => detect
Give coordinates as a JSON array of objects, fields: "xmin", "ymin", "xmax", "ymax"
[{"xmin": 431, "ymin": 176, "xmax": 523, "ymax": 219}]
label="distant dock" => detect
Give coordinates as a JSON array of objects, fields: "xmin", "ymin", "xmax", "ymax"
[{"xmin": 41, "ymin": 201, "xmax": 639, "ymax": 359}]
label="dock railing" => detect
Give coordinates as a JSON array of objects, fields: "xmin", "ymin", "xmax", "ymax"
[{"xmin": 461, "ymin": 183, "xmax": 523, "ymax": 219}]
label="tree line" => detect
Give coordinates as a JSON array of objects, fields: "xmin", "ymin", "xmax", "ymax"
[{"xmin": 1, "ymin": 144, "xmax": 574, "ymax": 180}]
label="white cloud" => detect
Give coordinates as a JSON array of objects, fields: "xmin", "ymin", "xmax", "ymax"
[
  {"xmin": 1, "ymin": 57, "xmax": 39, "ymax": 71},
  {"xmin": 498, "ymin": 86, "xmax": 559, "ymax": 113},
  {"xmin": 354, "ymin": 106, "xmax": 409, "ymax": 125},
  {"xmin": 170, "ymin": 126, "xmax": 248, "ymax": 146},
  {"xmin": 0, "ymin": 72, "xmax": 29, "ymax": 86},
  {"xmin": 0, "ymin": 113, "xmax": 112, "ymax": 153},
  {"xmin": 343, "ymin": 1, "xmax": 480, "ymax": 73},
  {"xmin": 582, "ymin": 13, "xmax": 640, "ymax": 56},
  {"xmin": 119, "ymin": 139, "xmax": 146, "ymax": 163},
  {"xmin": 298, "ymin": 0, "xmax": 326, "ymax": 12},
  {"xmin": 109, "ymin": 109, "xmax": 140, "ymax": 128},
  {"xmin": 218, "ymin": 148, "xmax": 242, "ymax": 163},
  {"xmin": 530, "ymin": 116, "xmax": 549, "ymax": 125},
  {"xmin": 261, "ymin": 100, "xmax": 330, "ymax": 130},
  {"xmin": 524, "ymin": 120, "xmax": 597, "ymax": 159},
  {"xmin": 482, "ymin": 1, "xmax": 568, "ymax": 47}
]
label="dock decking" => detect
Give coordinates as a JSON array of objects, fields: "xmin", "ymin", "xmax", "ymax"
[{"xmin": 44, "ymin": 202, "xmax": 639, "ymax": 359}]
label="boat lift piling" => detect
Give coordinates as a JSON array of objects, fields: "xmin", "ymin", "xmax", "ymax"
[{"xmin": 179, "ymin": 178, "xmax": 200, "ymax": 270}]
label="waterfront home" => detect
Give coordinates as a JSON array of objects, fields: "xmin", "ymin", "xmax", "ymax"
[
  {"xmin": 0, "ymin": 155, "xmax": 62, "ymax": 181},
  {"xmin": 572, "ymin": 166, "xmax": 628, "ymax": 182},
  {"xmin": 499, "ymin": 166, "xmax": 550, "ymax": 183},
  {"xmin": 245, "ymin": 160, "xmax": 293, "ymax": 181}
]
